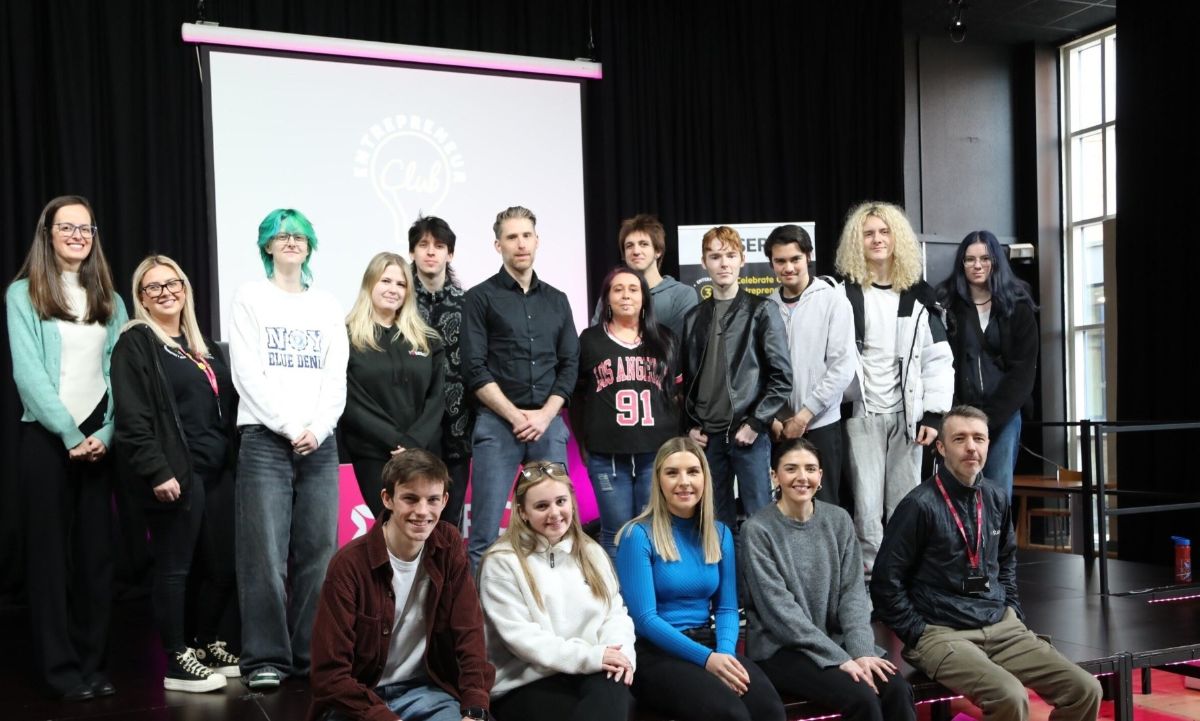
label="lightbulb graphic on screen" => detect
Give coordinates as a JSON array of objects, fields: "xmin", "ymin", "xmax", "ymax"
[{"xmin": 354, "ymin": 114, "xmax": 466, "ymax": 246}]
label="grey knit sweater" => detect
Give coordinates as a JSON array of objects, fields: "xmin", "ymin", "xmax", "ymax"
[{"xmin": 740, "ymin": 501, "xmax": 881, "ymax": 667}]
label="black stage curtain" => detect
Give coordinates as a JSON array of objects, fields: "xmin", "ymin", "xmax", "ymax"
[
  {"xmin": 1113, "ymin": 3, "xmax": 1200, "ymax": 565},
  {"xmin": 0, "ymin": 0, "xmax": 904, "ymax": 598}
]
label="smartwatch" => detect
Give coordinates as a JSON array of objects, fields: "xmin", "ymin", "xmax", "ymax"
[{"xmin": 461, "ymin": 707, "xmax": 488, "ymax": 720}]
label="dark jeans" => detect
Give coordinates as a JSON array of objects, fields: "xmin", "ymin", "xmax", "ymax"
[
  {"xmin": 146, "ymin": 478, "xmax": 204, "ymax": 653},
  {"xmin": 758, "ymin": 648, "xmax": 915, "ymax": 721},
  {"xmin": 235, "ymin": 426, "xmax": 339, "ymax": 678},
  {"xmin": 492, "ymin": 672, "xmax": 632, "ymax": 721},
  {"xmin": 585, "ymin": 451, "xmax": 656, "ymax": 561},
  {"xmin": 804, "ymin": 420, "xmax": 844, "ymax": 507},
  {"xmin": 631, "ymin": 639, "xmax": 785, "ymax": 721},
  {"xmin": 193, "ymin": 465, "xmax": 240, "ymax": 648},
  {"xmin": 703, "ymin": 431, "xmax": 771, "ymax": 531},
  {"xmin": 22, "ymin": 401, "xmax": 113, "ymax": 695}
]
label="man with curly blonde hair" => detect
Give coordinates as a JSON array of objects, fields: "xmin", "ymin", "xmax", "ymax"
[{"xmin": 834, "ymin": 201, "xmax": 954, "ymax": 578}]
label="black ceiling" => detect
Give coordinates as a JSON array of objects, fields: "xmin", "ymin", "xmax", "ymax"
[{"xmin": 902, "ymin": 0, "xmax": 1116, "ymax": 44}]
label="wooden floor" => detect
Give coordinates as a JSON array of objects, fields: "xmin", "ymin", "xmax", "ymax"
[{"xmin": 2, "ymin": 550, "xmax": 1197, "ymax": 721}]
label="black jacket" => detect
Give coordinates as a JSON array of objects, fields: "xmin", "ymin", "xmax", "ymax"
[
  {"xmin": 111, "ymin": 324, "xmax": 238, "ymax": 510},
  {"xmin": 944, "ymin": 298, "xmax": 1038, "ymax": 432},
  {"xmin": 680, "ymin": 289, "xmax": 793, "ymax": 435},
  {"xmin": 869, "ymin": 471, "xmax": 1021, "ymax": 648}
]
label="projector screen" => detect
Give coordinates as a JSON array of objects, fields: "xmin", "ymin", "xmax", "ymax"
[{"xmin": 197, "ymin": 28, "xmax": 594, "ymax": 336}]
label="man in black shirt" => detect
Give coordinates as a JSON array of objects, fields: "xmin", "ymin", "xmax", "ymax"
[
  {"xmin": 871, "ymin": 405, "xmax": 1101, "ymax": 721},
  {"xmin": 461, "ymin": 206, "xmax": 579, "ymax": 569}
]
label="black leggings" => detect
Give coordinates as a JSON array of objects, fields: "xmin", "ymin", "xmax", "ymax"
[
  {"xmin": 630, "ymin": 640, "xmax": 785, "ymax": 721},
  {"xmin": 758, "ymin": 648, "xmax": 915, "ymax": 721},
  {"xmin": 145, "ymin": 467, "xmax": 239, "ymax": 654},
  {"xmin": 492, "ymin": 672, "xmax": 632, "ymax": 721}
]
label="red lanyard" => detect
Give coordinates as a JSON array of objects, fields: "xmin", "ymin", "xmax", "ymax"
[
  {"xmin": 934, "ymin": 474, "xmax": 983, "ymax": 569},
  {"xmin": 181, "ymin": 348, "xmax": 219, "ymax": 398}
]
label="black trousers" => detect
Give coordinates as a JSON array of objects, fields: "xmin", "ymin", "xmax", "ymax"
[
  {"xmin": 805, "ymin": 420, "xmax": 844, "ymax": 507},
  {"xmin": 758, "ymin": 648, "xmax": 915, "ymax": 721},
  {"xmin": 354, "ymin": 456, "xmax": 471, "ymax": 530},
  {"xmin": 192, "ymin": 466, "xmax": 239, "ymax": 648},
  {"xmin": 631, "ymin": 639, "xmax": 785, "ymax": 721},
  {"xmin": 442, "ymin": 458, "xmax": 470, "ymax": 530},
  {"xmin": 351, "ymin": 456, "xmax": 388, "ymax": 518},
  {"xmin": 23, "ymin": 402, "xmax": 113, "ymax": 695},
  {"xmin": 492, "ymin": 672, "xmax": 632, "ymax": 721}
]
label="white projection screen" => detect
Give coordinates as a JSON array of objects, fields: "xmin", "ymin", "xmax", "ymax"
[{"xmin": 188, "ymin": 25, "xmax": 599, "ymax": 336}]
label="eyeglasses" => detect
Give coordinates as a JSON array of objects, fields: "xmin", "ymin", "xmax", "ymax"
[
  {"xmin": 519, "ymin": 462, "xmax": 569, "ymax": 481},
  {"xmin": 141, "ymin": 278, "xmax": 184, "ymax": 297},
  {"xmin": 52, "ymin": 223, "xmax": 97, "ymax": 239},
  {"xmin": 272, "ymin": 232, "xmax": 309, "ymax": 247},
  {"xmin": 963, "ymin": 255, "xmax": 993, "ymax": 267}
]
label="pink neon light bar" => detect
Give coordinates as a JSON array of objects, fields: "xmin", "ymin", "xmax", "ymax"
[{"xmin": 181, "ymin": 23, "xmax": 602, "ymax": 80}]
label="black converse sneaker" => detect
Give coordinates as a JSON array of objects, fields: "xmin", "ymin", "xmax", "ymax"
[
  {"xmin": 196, "ymin": 640, "xmax": 241, "ymax": 678},
  {"xmin": 165, "ymin": 648, "xmax": 228, "ymax": 693}
]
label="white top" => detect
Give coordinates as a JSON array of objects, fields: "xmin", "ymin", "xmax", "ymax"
[
  {"xmin": 56, "ymin": 272, "xmax": 107, "ymax": 424},
  {"xmin": 861, "ymin": 284, "xmax": 903, "ymax": 414},
  {"xmin": 229, "ymin": 279, "xmax": 349, "ymax": 443},
  {"xmin": 479, "ymin": 535, "xmax": 637, "ymax": 697},
  {"xmin": 377, "ymin": 549, "xmax": 430, "ymax": 686},
  {"xmin": 977, "ymin": 304, "xmax": 991, "ymax": 331}
]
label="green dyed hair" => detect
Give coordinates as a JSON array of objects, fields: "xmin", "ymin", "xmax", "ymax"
[{"xmin": 256, "ymin": 208, "xmax": 320, "ymax": 287}]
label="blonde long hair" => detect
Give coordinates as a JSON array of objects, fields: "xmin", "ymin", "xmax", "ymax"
[
  {"xmin": 480, "ymin": 462, "xmax": 613, "ymax": 611},
  {"xmin": 123, "ymin": 255, "xmax": 209, "ymax": 356},
  {"xmin": 834, "ymin": 201, "xmax": 924, "ymax": 290},
  {"xmin": 617, "ymin": 437, "xmax": 722, "ymax": 564},
  {"xmin": 346, "ymin": 252, "xmax": 439, "ymax": 354}
]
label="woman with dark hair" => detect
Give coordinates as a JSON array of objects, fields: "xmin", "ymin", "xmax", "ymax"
[
  {"xmin": 573, "ymin": 266, "xmax": 679, "ymax": 560},
  {"xmin": 343, "ymin": 251, "xmax": 445, "ymax": 518},
  {"xmin": 936, "ymin": 230, "xmax": 1038, "ymax": 499},
  {"xmin": 741, "ymin": 438, "xmax": 914, "ymax": 721},
  {"xmin": 6, "ymin": 195, "xmax": 127, "ymax": 701},
  {"xmin": 229, "ymin": 208, "xmax": 349, "ymax": 689},
  {"xmin": 479, "ymin": 461, "xmax": 636, "ymax": 721},
  {"xmin": 112, "ymin": 255, "xmax": 240, "ymax": 693},
  {"xmin": 615, "ymin": 437, "xmax": 784, "ymax": 721}
]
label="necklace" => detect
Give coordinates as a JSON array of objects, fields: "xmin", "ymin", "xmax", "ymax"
[{"xmin": 973, "ymin": 296, "xmax": 992, "ymax": 306}]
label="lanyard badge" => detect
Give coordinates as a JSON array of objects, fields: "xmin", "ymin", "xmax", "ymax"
[{"xmin": 935, "ymin": 474, "xmax": 990, "ymax": 595}]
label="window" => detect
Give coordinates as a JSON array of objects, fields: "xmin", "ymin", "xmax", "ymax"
[{"xmin": 1061, "ymin": 28, "xmax": 1116, "ymax": 428}]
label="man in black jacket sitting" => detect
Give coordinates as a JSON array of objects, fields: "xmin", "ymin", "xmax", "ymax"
[{"xmin": 871, "ymin": 405, "xmax": 1101, "ymax": 721}]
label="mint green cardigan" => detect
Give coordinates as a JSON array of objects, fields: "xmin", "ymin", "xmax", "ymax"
[{"xmin": 6, "ymin": 279, "xmax": 128, "ymax": 450}]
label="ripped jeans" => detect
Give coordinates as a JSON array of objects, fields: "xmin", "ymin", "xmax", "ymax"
[{"xmin": 585, "ymin": 451, "xmax": 656, "ymax": 561}]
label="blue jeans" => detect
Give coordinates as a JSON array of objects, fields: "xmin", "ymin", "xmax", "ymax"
[
  {"xmin": 586, "ymin": 451, "xmax": 656, "ymax": 561},
  {"xmin": 326, "ymin": 680, "xmax": 462, "ymax": 721},
  {"xmin": 983, "ymin": 411, "xmax": 1022, "ymax": 501},
  {"xmin": 703, "ymin": 430, "xmax": 772, "ymax": 530},
  {"xmin": 467, "ymin": 409, "xmax": 569, "ymax": 571},
  {"xmin": 235, "ymin": 425, "xmax": 339, "ymax": 678}
]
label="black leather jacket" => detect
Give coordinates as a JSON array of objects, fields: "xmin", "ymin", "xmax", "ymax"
[
  {"xmin": 870, "ymin": 470, "xmax": 1022, "ymax": 647},
  {"xmin": 680, "ymin": 289, "xmax": 793, "ymax": 436}
]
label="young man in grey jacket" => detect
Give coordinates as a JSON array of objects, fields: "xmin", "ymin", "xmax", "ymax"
[{"xmin": 765, "ymin": 224, "xmax": 856, "ymax": 506}]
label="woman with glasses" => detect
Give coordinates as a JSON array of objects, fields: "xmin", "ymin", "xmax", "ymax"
[
  {"xmin": 741, "ymin": 439, "xmax": 914, "ymax": 721},
  {"xmin": 343, "ymin": 252, "xmax": 445, "ymax": 518},
  {"xmin": 935, "ymin": 230, "xmax": 1038, "ymax": 499},
  {"xmin": 112, "ymin": 256, "xmax": 240, "ymax": 693},
  {"xmin": 479, "ymin": 461, "xmax": 636, "ymax": 721},
  {"xmin": 615, "ymin": 437, "xmax": 784, "ymax": 721},
  {"xmin": 229, "ymin": 209, "xmax": 349, "ymax": 689},
  {"xmin": 6, "ymin": 195, "xmax": 127, "ymax": 701},
  {"xmin": 572, "ymin": 267, "xmax": 679, "ymax": 562}
]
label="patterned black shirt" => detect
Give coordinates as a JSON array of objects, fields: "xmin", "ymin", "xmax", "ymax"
[{"xmin": 415, "ymin": 275, "xmax": 473, "ymax": 461}]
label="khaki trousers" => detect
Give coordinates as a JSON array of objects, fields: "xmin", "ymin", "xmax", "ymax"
[{"xmin": 904, "ymin": 608, "xmax": 1103, "ymax": 721}]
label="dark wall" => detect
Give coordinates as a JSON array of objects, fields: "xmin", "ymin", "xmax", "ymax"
[
  {"xmin": 1113, "ymin": 2, "xmax": 1200, "ymax": 564},
  {"xmin": 0, "ymin": 0, "xmax": 905, "ymax": 597}
]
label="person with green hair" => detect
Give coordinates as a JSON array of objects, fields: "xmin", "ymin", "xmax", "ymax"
[{"xmin": 229, "ymin": 208, "xmax": 349, "ymax": 690}]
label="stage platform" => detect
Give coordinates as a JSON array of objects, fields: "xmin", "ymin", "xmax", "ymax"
[{"xmin": 2, "ymin": 549, "xmax": 1196, "ymax": 721}]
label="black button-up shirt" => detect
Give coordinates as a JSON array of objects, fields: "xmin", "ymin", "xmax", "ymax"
[{"xmin": 462, "ymin": 267, "xmax": 579, "ymax": 409}]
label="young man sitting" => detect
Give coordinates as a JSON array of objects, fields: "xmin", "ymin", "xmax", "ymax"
[{"xmin": 307, "ymin": 449, "xmax": 494, "ymax": 721}]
